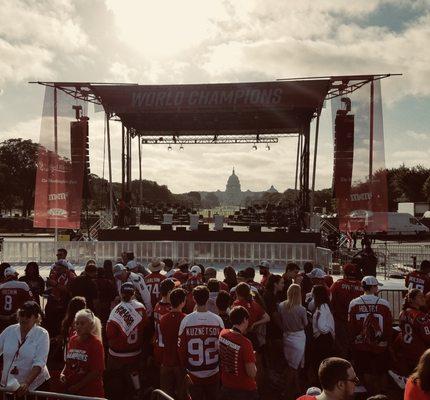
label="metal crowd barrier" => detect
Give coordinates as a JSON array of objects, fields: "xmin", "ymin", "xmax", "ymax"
[
  {"xmin": 0, "ymin": 387, "xmax": 106, "ymax": 400},
  {"xmin": 373, "ymin": 243, "xmax": 430, "ymax": 269},
  {"xmin": 0, "ymin": 240, "xmax": 326, "ymax": 269},
  {"xmin": 379, "ymin": 289, "xmax": 407, "ymax": 323},
  {"xmin": 151, "ymin": 389, "xmax": 175, "ymax": 400}
]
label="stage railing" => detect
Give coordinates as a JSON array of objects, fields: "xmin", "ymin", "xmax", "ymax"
[{"xmin": 0, "ymin": 240, "xmax": 323, "ymax": 269}]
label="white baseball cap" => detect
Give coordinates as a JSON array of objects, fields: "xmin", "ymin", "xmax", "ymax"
[
  {"xmin": 4, "ymin": 267, "xmax": 18, "ymax": 277},
  {"xmin": 190, "ymin": 265, "xmax": 202, "ymax": 276},
  {"xmin": 361, "ymin": 276, "xmax": 383, "ymax": 286}
]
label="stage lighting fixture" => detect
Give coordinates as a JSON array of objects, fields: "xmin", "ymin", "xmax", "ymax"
[
  {"xmin": 252, "ymin": 143, "xmax": 257, "ymax": 151},
  {"xmin": 167, "ymin": 145, "xmax": 172, "ymax": 151}
]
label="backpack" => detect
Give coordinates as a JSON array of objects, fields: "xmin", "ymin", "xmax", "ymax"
[{"xmin": 359, "ymin": 297, "xmax": 382, "ymax": 345}]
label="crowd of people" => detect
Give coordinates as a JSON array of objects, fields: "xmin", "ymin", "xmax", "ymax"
[{"xmin": 0, "ymin": 248, "xmax": 430, "ymax": 400}]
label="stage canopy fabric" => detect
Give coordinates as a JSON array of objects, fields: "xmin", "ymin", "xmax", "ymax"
[{"xmin": 91, "ymin": 80, "xmax": 330, "ymax": 135}]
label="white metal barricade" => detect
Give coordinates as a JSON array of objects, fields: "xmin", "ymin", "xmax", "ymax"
[{"xmin": 0, "ymin": 240, "xmax": 320, "ymax": 268}]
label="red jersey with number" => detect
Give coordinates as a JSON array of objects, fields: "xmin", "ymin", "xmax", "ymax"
[
  {"xmin": 144, "ymin": 272, "xmax": 166, "ymax": 308},
  {"xmin": 405, "ymin": 271, "xmax": 430, "ymax": 294},
  {"xmin": 399, "ymin": 307, "xmax": 430, "ymax": 365},
  {"xmin": 330, "ymin": 278, "xmax": 363, "ymax": 322},
  {"xmin": 233, "ymin": 299, "xmax": 265, "ymax": 327},
  {"xmin": 153, "ymin": 301, "xmax": 171, "ymax": 365},
  {"xmin": 178, "ymin": 311, "xmax": 224, "ymax": 384},
  {"xmin": 106, "ymin": 299, "xmax": 147, "ymax": 361},
  {"xmin": 64, "ymin": 334, "xmax": 105, "ymax": 397},
  {"xmin": 219, "ymin": 329, "xmax": 257, "ymax": 391},
  {"xmin": 348, "ymin": 294, "xmax": 392, "ymax": 353},
  {"xmin": 0, "ymin": 280, "xmax": 32, "ymax": 316},
  {"xmin": 160, "ymin": 310, "xmax": 186, "ymax": 367}
]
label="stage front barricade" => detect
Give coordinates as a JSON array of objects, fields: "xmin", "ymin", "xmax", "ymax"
[{"xmin": 0, "ymin": 240, "xmax": 323, "ymax": 270}]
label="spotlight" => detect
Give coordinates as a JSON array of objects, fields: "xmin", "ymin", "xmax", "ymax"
[
  {"xmin": 252, "ymin": 144, "xmax": 257, "ymax": 151},
  {"xmin": 179, "ymin": 144, "xmax": 184, "ymax": 150},
  {"xmin": 167, "ymin": 145, "xmax": 172, "ymax": 151},
  {"xmin": 266, "ymin": 144, "xmax": 271, "ymax": 151}
]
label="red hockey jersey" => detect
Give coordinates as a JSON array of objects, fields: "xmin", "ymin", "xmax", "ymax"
[
  {"xmin": 399, "ymin": 307, "xmax": 430, "ymax": 365},
  {"xmin": 348, "ymin": 294, "xmax": 392, "ymax": 353},
  {"xmin": 153, "ymin": 301, "xmax": 171, "ymax": 365},
  {"xmin": 178, "ymin": 311, "xmax": 224, "ymax": 384},
  {"xmin": 106, "ymin": 299, "xmax": 147, "ymax": 361},
  {"xmin": 144, "ymin": 272, "xmax": 166, "ymax": 309},
  {"xmin": 330, "ymin": 278, "xmax": 363, "ymax": 322},
  {"xmin": 0, "ymin": 280, "xmax": 32, "ymax": 316},
  {"xmin": 405, "ymin": 270, "xmax": 430, "ymax": 294}
]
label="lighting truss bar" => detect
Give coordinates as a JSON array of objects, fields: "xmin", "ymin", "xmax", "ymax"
[{"xmin": 139, "ymin": 135, "xmax": 287, "ymax": 145}]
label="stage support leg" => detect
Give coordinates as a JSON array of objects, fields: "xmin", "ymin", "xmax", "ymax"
[
  {"xmin": 138, "ymin": 134, "xmax": 143, "ymax": 205},
  {"xmin": 126, "ymin": 127, "xmax": 132, "ymax": 201},
  {"xmin": 310, "ymin": 111, "xmax": 321, "ymax": 217},
  {"xmin": 300, "ymin": 124, "xmax": 311, "ymax": 225},
  {"xmin": 369, "ymin": 79, "xmax": 374, "ymax": 183},
  {"xmin": 106, "ymin": 113, "xmax": 113, "ymax": 220},
  {"xmin": 54, "ymin": 86, "xmax": 58, "ymax": 241},
  {"xmin": 121, "ymin": 123, "xmax": 125, "ymax": 201},
  {"xmin": 295, "ymin": 134, "xmax": 301, "ymax": 191}
]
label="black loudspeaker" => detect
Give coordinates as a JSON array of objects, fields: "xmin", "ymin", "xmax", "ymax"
[
  {"xmin": 176, "ymin": 226, "xmax": 186, "ymax": 232},
  {"xmin": 275, "ymin": 228, "xmax": 286, "ymax": 233},
  {"xmin": 129, "ymin": 225, "xmax": 139, "ymax": 231},
  {"xmin": 223, "ymin": 227, "xmax": 233, "ymax": 232},
  {"xmin": 161, "ymin": 224, "xmax": 172, "ymax": 231},
  {"xmin": 198, "ymin": 224, "xmax": 209, "ymax": 231},
  {"xmin": 70, "ymin": 118, "xmax": 91, "ymax": 199},
  {"xmin": 249, "ymin": 223, "xmax": 261, "ymax": 233}
]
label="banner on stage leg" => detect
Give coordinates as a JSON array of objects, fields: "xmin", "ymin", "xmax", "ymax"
[
  {"xmin": 331, "ymin": 80, "xmax": 388, "ymax": 233},
  {"xmin": 33, "ymin": 87, "xmax": 88, "ymax": 229}
]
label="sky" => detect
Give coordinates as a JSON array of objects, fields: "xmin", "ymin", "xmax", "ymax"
[{"xmin": 1, "ymin": 0, "xmax": 430, "ymax": 194}]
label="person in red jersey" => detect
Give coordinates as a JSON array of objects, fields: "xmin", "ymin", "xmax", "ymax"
[
  {"xmin": 330, "ymin": 263, "xmax": 363, "ymax": 357},
  {"xmin": 219, "ymin": 306, "xmax": 258, "ymax": 400},
  {"xmin": 233, "ymin": 282, "xmax": 269, "ymax": 350},
  {"xmin": 160, "ymin": 288, "xmax": 187, "ymax": 400},
  {"xmin": 404, "ymin": 348, "xmax": 430, "ymax": 400},
  {"xmin": 144, "ymin": 258, "xmax": 167, "ymax": 309},
  {"xmin": 183, "ymin": 266, "xmax": 204, "ymax": 313},
  {"xmin": 45, "ymin": 259, "xmax": 76, "ymax": 337},
  {"xmin": 173, "ymin": 258, "xmax": 190, "ymax": 284},
  {"xmin": 178, "ymin": 285, "xmax": 224, "ymax": 400},
  {"xmin": 397, "ymin": 289, "xmax": 430, "ymax": 375},
  {"xmin": 258, "ymin": 260, "xmax": 272, "ymax": 288},
  {"xmin": 296, "ymin": 357, "xmax": 359, "ymax": 400},
  {"xmin": 348, "ymin": 276, "xmax": 392, "ymax": 395},
  {"xmin": 153, "ymin": 279, "xmax": 175, "ymax": 366},
  {"xmin": 61, "ymin": 309, "xmax": 105, "ymax": 397},
  {"xmin": 0, "ymin": 267, "xmax": 32, "ymax": 333},
  {"xmin": 106, "ymin": 282, "xmax": 147, "ymax": 400},
  {"xmin": 405, "ymin": 259, "xmax": 430, "ymax": 294}
]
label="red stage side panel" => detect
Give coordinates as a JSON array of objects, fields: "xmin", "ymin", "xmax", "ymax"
[
  {"xmin": 34, "ymin": 87, "xmax": 87, "ymax": 229},
  {"xmin": 91, "ymin": 80, "xmax": 330, "ymax": 135},
  {"xmin": 332, "ymin": 81, "xmax": 388, "ymax": 233}
]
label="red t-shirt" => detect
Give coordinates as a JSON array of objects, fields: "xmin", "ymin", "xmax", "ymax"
[
  {"xmin": 153, "ymin": 301, "xmax": 172, "ymax": 365},
  {"xmin": 405, "ymin": 270, "xmax": 430, "ymax": 294},
  {"xmin": 64, "ymin": 334, "xmax": 105, "ymax": 398},
  {"xmin": 404, "ymin": 377, "xmax": 430, "ymax": 400},
  {"xmin": 144, "ymin": 272, "xmax": 166, "ymax": 308},
  {"xmin": 296, "ymin": 396, "xmax": 316, "ymax": 400},
  {"xmin": 233, "ymin": 299, "xmax": 265, "ymax": 327},
  {"xmin": 159, "ymin": 310, "xmax": 186, "ymax": 367},
  {"xmin": 219, "ymin": 329, "xmax": 256, "ymax": 391},
  {"xmin": 330, "ymin": 278, "xmax": 363, "ymax": 322}
]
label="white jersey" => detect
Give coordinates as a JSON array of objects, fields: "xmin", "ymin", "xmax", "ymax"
[{"xmin": 116, "ymin": 272, "xmax": 152, "ymax": 316}]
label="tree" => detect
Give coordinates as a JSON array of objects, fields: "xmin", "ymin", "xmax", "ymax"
[
  {"xmin": 0, "ymin": 139, "xmax": 39, "ymax": 216},
  {"xmin": 202, "ymin": 192, "xmax": 220, "ymax": 209}
]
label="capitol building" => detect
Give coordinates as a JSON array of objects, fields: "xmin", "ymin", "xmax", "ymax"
[{"xmin": 200, "ymin": 168, "xmax": 278, "ymax": 206}]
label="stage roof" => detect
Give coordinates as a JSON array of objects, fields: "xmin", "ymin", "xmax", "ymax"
[{"xmin": 32, "ymin": 74, "xmax": 398, "ymax": 137}]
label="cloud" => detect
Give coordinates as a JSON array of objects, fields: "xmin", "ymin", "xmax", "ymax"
[{"xmin": 405, "ymin": 129, "xmax": 428, "ymax": 140}]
